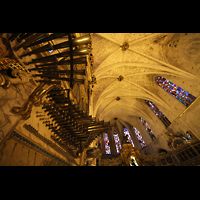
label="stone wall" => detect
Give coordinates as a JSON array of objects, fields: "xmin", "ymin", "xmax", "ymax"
[
  {"xmin": 0, "ymin": 79, "xmax": 36, "ymax": 144},
  {"xmin": 0, "ymin": 133, "xmax": 66, "ymax": 166}
]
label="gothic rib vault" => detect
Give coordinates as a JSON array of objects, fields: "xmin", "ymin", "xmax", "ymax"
[
  {"xmin": 90, "ymin": 33, "xmax": 200, "ymax": 147},
  {"xmin": 1, "ymin": 33, "xmax": 200, "ymax": 165}
]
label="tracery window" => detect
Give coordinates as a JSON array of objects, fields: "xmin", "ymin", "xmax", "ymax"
[
  {"xmin": 146, "ymin": 100, "xmax": 171, "ymax": 128},
  {"xmin": 139, "ymin": 117, "xmax": 156, "ymax": 140},
  {"xmin": 155, "ymin": 76, "xmax": 196, "ymax": 107},
  {"xmin": 123, "ymin": 128, "xmax": 135, "ymax": 148},
  {"xmin": 103, "ymin": 133, "xmax": 111, "ymax": 154},
  {"xmin": 132, "ymin": 127, "xmax": 146, "ymax": 148},
  {"xmin": 113, "ymin": 131, "xmax": 122, "ymax": 154}
]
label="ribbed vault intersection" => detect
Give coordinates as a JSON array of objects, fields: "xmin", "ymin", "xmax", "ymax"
[{"xmin": 91, "ymin": 33, "xmax": 200, "ymax": 150}]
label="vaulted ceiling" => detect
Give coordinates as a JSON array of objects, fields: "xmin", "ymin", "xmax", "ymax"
[{"xmin": 91, "ymin": 33, "xmax": 200, "ymax": 129}]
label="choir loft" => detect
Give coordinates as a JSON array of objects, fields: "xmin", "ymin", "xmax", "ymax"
[{"xmin": 0, "ymin": 33, "xmax": 200, "ymax": 166}]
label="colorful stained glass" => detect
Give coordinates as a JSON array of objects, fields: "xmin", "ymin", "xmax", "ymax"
[
  {"xmin": 123, "ymin": 128, "xmax": 135, "ymax": 148},
  {"xmin": 145, "ymin": 100, "xmax": 171, "ymax": 128},
  {"xmin": 103, "ymin": 133, "xmax": 111, "ymax": 154},
  {"xmin": 133, "ymin": 127, "xmax": 146, "ymax": 148},
  {"xmin": 113, "ymin": 131, "xmax": 122, "ymax": 154},
  {"xmin": 155, "ymin": 76, "xmax": 196, "ymax": 107},
  {"xmin": 139, "ymin": 117, "xmax": 156, "ymax": 140}
]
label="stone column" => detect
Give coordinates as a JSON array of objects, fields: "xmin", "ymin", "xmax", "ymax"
[
  {"xmin": 101, "ymin": 132, "xmax": 106, "ymax": 155},
  {"xmin": 116, "ymin": 119, "xmax": 125, "ymax": 142},
  {"xmin": 108, "ymin": 128, "xmax": 117, "ymax": 155},
  {"xmin": 119, "ymin": 119, "xmax": 141, "ymax": 150}
]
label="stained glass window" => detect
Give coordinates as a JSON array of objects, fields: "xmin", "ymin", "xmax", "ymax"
[
  {"xmin": 155, "ymin": 76, "xmax": 196, "ymax": 107},
  {"xmin": 133, "ymin": 127, "xmax": 146, "ymax": 148},
  {"xmin": 103, "ymin": 133, "xmax": 111, "ymax": 154},
  {"xmin": 113, "ymin": 131, "xmax": 122, "ymax": 154},
  {"xmin": 146, "ymin": 100, "xmax": 171, "ymax": 128},
  {"xmin": 123, "ymin": 128, "xmax": 135, "ymax": 148},
  {"xmin": 139, "ymin": 117, "xmax": 156, "ymax": 140}
]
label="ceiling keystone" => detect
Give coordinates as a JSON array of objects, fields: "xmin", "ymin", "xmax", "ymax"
[
  {"xmin": 116, "ymin": 97, "xmax": 121, "ymax": 101},
  {"xmin": 117, "ymin": 75, "xmax": 124, "ymax": 81},
  {"xmin": 121, "ymin": 42, "xmax": 129, "ymax": 51}
]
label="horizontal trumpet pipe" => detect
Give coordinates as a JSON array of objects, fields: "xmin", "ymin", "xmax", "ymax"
[
  {"xmin": 28, "ymin": 55, "xmax": 58, "ymax": 64},
  {"xmin": 28, "ymin": 47, "xmax": 89, "ymax": 64},
  {"xmin": 52, "ymin": 34, "xmax": 92, "ymax": 49},
  {"xmin": 8, "ymin": 33, "xmax": 21, "ymax": 42},
  {"xmin": 15, "ymin": 33, "xmax": 48, "ymax": 50},
  {"xmin": 34, "ymin": 75, "xmax": 85, "ymax": 83},
  {"xmin": 35, "ymin": 80, "xmax": 61, "ymax": 84},
  {"xmin": 42, "ymin": 104, "xmax": 76, "ymax": 111},
  {"xmin": 53, "ymin": 134, "xmax": 88, "ymax": 143},
  {"xmin": 51, "ymin": 115, "xmax": 71, "ymax": 120},
  {"xmin": 25, "ymin": 33, "xmax": 69, "ymax": 48},
  {"xmin": 56, "ymin": 130, "xmax": 88, "ymax": 137},
  {"xmin": 53, "ymin": 119, "xmax": 74, "ymax": 124},
  {"xmin": 27, "ymin": 34, "xmax": 91, "ymax": 52},
  {"xmin": 49, "ymin": 99, "xmax": 70, "ymax": 104},
  {"xmin": 59, "ymin": 127, "xmax": 86, "ymax": 134},
  {"xmin": 47, "ymin": 95, "xmax": 69, "ymax": 99},
  {"xmin": 33, "ymin": 57, "xmax": 87, "ymax": 67},
  {"xmin": 28, "ymin": 66, "xmax": 58, "ymax": 71},
  {"xmin": 46, "ymin": 92, "xmax": 65, "ymax": 97},
  {"xmin": 48, "ymin": 88, "xmax": 70, "ymax": 93},
  {"xmin": 53, "ymin": 130, "xmax": 86, "ymax": 137},
  {"xmin": 34, "ymin": 69, "xmax": 85, "ymax": 75},
  {"xmin": 57, "ymin": 105, "xmax": 79, "ymax": 110},
  {"xmin": 33, "ymin": 74, "xmax": 60, "ymax": 78},
  {"xmin": 57, "ymin": 123, "xmax": 79, "ymax": 128},
  {"xmin": 17, "ymin": 33, "xmax": 34, "ymax": 43},
  {"xmin": 20, "ymin": 43, "xmax": 53, "ymax": 58}
]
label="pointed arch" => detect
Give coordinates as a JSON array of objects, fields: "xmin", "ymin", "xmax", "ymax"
[
  {"xmin": 145, "ymin": 100, "xmax": 171, "ymax": 128},
  {"xmin": 123, "ymin": 127, "xmax": 135, "ymax": 148},
  {"xmin": 113, "ymin": 131, "xmax": 122, "ymax": 154},
  {"xmin": 103, "ymin": 133, "xmax": 111, "ymax": 154},
  {"xmin": 139, "ymin": 117, "xmax": 156, "ymax": 140},
  {"xmin": 155, "ymin": 76, "xmax": 196, "ymax": 107},
  {"xmin": 132, "ymin": 126, "xmax": 146, "ymax": 148},
  {"xmin": 99, "ymin": 101, "xmax": 151, "ymax": 122}
]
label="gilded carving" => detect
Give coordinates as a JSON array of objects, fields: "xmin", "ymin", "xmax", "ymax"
[
  {"xmin": 0, "ymin": 37, "xmax": 30, "ymax": 89},
  {"xmin": 165, "ymin": 131, "xmax": 193, "ymax": 149},
  {"xmin": 88, "ymin": 75, "xmax": 97, "ymax": 95},
  {"xmin": 11, "ymin": 82, "xmax": 60, "ymax": 120}
]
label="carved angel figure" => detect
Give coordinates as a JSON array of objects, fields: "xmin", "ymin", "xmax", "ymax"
[{"xmin": 0, "ymin": 37, "xmax": 30, "ymax": 88}]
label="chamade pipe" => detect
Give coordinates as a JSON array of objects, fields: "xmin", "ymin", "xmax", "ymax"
[{"xmin": 20, "ymin": 34, "xmax": 91, "ymax": 57}]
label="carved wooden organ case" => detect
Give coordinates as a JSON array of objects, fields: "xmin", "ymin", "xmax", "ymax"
[{"xmin": 1, "ymin": 33, "xmax": 110, "ymax": 155}]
